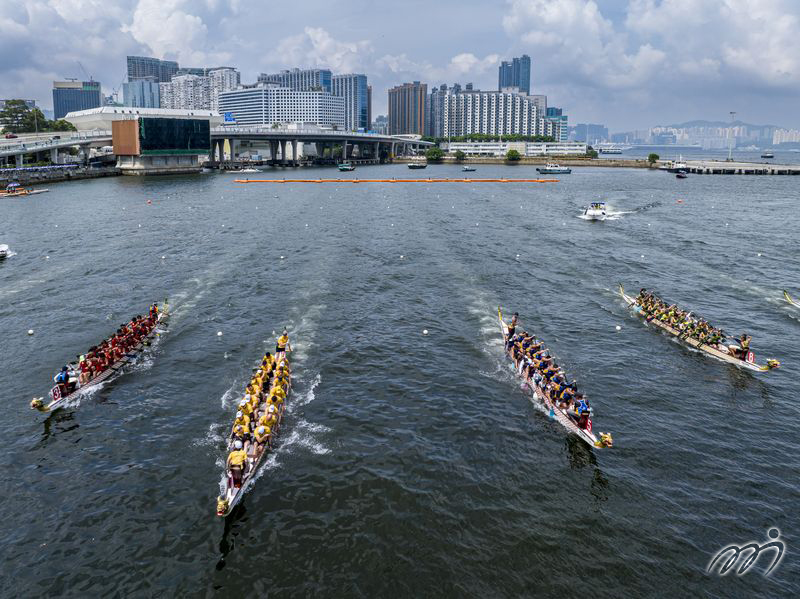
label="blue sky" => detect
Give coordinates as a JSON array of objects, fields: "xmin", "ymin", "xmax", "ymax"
[{"xmin": 3, "ymin": 1, "xmax": 800, "ymax": 130}]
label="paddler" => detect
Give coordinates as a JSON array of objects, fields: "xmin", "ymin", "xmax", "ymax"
[
  {"xmin": 253, "ymin": 425, "xmax": 272, "ymax": 451},
  {"xmin": 232, "ymin": 410, "xmax": 251, "ymax": 433},
  {"xmin": 226, "ymin": 440, "xmax": 247, "ymax": 488},
  {"xmin": 506, "ymin": 313, "xmax": 518, "ymax": 348}
]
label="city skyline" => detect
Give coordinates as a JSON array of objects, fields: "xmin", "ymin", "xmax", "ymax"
[{"xmin": 2, "ymin": 1, "xmax": 800, "ymax": 130}]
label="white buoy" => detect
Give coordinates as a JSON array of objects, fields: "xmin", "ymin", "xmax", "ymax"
[
  {"xmin": 27, "ymin": 329, "xmax": 34, "ymax": 335},
  {"xmin": 400, "ymin": 255, "xmax": 404, "ymax": 259},
  {"xmin": 391, "ymin": 223, "xmax": 394, "ymax": 227},
  {"xmin": 516, "ymin": 254, "xmax": 520, "ymax": 258},
  {"xmin": 305, "ymin": 224, "xmax": 308, "ymax": 227},
  {"xmin": 54, "ymin": 224, "xmax": 58, "ymax": 228},
  {"xmin": 280, "ymin": 255, "xmax": 285, "ymax": 259},
  {"xmin": 217, "ymin": 331, "xmax": 223, "ymax": 336},
  {"xmin": 138, "ymin": 224, "xmax": 141, "ymax": 228},
  {"xmin": 615, "ymin": 325, "xmax": 621, "ymax": 331},
  {"xmin": 757, "ymin": 253, "xmax": 762, "ymax": 257},
  {"xmin": 423, "ymin": 329, "xmax": 428, "ymax": 335},
  {"xmin": 161, "ymin": 255, "xmax": 165, "ymax": 259},
  {"xmin": 45, "ymin": 256, "xmax": 49, "ymax": 259},
  {"xmin": 641, "ymin": 255, "xmax": 645, "ymax": 258},
  {"xmin": 222, "ymin": 224, "xmax": 225, "ymax": 227}
]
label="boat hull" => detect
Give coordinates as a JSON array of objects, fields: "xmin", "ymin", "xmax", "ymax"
[
  {"xmin": 785, "ymin": 290, "xmax": 800, "ymax": 308},
  {"xmin": 498, "ymin": 308, "xmax": 606, "ymax": 448},
  {"xmin": 217, "ymin": 365, "xmax": 292, "ymax": 517},
  {"xmin": 618, "ymin": 285, "xmax": 777, "ymax": 372},
  {"xmin": 536, "ymin": 168, "xmax": 571, "ymax": 174},
  {"xmin": 37, "ymin": 309, "xmax": 169, "ymax": 412}
]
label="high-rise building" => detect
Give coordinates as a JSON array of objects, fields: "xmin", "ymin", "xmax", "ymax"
[
  {"xmin": 428, "ymin": 84, "xmax": 449, "ymax": 138},
  {"xmin": 218, "ymin": 84, "xmax": 345, "ymax": 127},
  {"xmin": 388, "ymin": 81, "xmax": 428, "ymax": 135},
  {"xmin": 367, "ymin": 85, "xmax": 372, "ymax": 130},
  {"xmin": 258, "ymin": 68, "xmax": 333, "ymax": 92},
  {"xmin": 332, "ymin": 74, "xmax": 369, "ymax": 131},
  {"xmin": 123, "ymin": 79, "xmax": 161, "ymax": 108},
  {"xmin": 498, "ymin": 55, "xmax": 531, "ymax": 94},
  {"xmin": 372, "ymin": 115, "xmax": 389, "ymax": 135},
  {"xmin": 159, "ymin": 75, "xmax": 212, "ymax": 110},
  {"xmin": 442, "ymin": 87, "xmax": 539, "ymax": 137},
  {"xmin": 52, "ymin": 80, "xmax": 102, "ymax": 119},
  {"xmin": 572, "ymin": 123, "xmax": 608, "ymax": 143},
  {"xmin": 126, "ymin": 56, "xmax": 179, "ymax": 83},
  {"xmin": 208, "ymin": 68, "xmax": 241, "ymax": 111}
]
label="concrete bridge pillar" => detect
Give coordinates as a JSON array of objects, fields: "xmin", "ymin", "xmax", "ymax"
[
  {"xmin": 292, "ymin": 139, "xmax": 299, "ymax": 165},
  {"xmin": 269, "ymin": 141, "xmax": 278, "ymax": 163},
  {"xmin": 279, "ymin": 140, "xmax": 287, "ymax": 165},
  {"xmin": 227, "ymin": 139, "xmax": 236, "ymax": 160},
  {"xmin": 374, "ymin": 141, "xmax": 380, "ymax": 160},
  {"xmin": 315, "ymin": 142, "xmax": 323, "ymax": 159},
  {"xmin": 15, "ymin": 153, "xmax": 24, "ymax": 167},
  {"xmin": 50, "ymin": 148, "xmax": 59, "ymax": 164}
]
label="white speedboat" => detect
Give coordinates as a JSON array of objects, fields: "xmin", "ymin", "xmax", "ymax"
[
  {"xmin": 461, "ymin": 165, "xmax": 476, "ymax": 172},
  {"xmin": 583, "ymin": 202, "xmax": 607, "ymax": 221},
  {"xmin": 238, "ymin": 168, "xmax": 261, "ymax": 173},
  {"xmin": 0, "ymin": 244, "xmax": 8, "ymax": 259}
]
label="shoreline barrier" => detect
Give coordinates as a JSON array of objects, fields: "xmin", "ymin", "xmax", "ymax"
[{"xmin": 234, "ymin": 178, "xmax": 559, "ymax": 184}]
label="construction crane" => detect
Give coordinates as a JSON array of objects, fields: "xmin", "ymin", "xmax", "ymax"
[{"xmin": 77, "ymin": 61, "xmax": 93, "ymax": 82}]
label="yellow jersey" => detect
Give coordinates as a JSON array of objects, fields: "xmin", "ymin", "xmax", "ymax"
[
  {"xmin": 254, "ymin": 426, "xmax": 271, "ymax": 443},
  {"xmin": 233, "ymin": 414, "xmax": 250, "ymax": 431},
  {"xmin": 277, "ymin": 335, "xmax": 289, "ymax": 349},
  {"xmin": 227, "ymin": 449, "xmax": 247, "ymax": 467}
]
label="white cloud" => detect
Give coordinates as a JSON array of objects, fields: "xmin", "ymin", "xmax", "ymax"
[{"xmin": 272, "ymin": 27, "xmax": 373, "ymax": 73}]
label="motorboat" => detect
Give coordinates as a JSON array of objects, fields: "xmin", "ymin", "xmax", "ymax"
[
  {"xmin": 536, "ymin": 163, "xmax": 572, "ymax": 174},
  {"xmin": 598, "ymin": 147, "xmax": 623, "ymax": 154},
  {"xmin": 0, "ymin": 244, "xmax": 8, "ymax": 259},
  {"xmin": 337, "ymin": 162, "xmax": 356, "ymax": 171},
  {"xmin": 407, "ymin": 162, "xmax": 427, "ymax": 169},
  {"xmin": 676, "ymin": 171, "xmax": 688, "ymax": 179},
  {"xmin": 238, "ymin": 168, "xmax": 261, "ymax": 173},
  {"xmin": 461, "ymin": 165, "xmax": 476, "ymax": 172},
  {"xmin": 761, "ymin": 151, "xmax": 774, "ymax": 159},
  {"xmin": 661, "ymin": 156, "xmax": 689, "ymax": 173},
  {"xmin": 582, "ymin": 202, "xmax": 607, "ymax": 221}
]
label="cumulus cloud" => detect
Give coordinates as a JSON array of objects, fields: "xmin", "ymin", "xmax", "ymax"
[
  {"xmin": 271, "ymin": 27, "xmax": 373, "ymax": 74},
  {"xmin": 502, "ymin": 0, "xmax": 800, "ymax": 125}
]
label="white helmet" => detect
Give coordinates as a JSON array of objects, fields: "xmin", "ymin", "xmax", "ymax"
[
  {"xmin": 239, "ymin": 400, "xmax": 247, "ymax": 407},
  {"xmin": 268, "ymin": 405, "xmax": 276, "ymax": 413},
  {"xmin": 234, "ymin": 440, "xmax": 243, "ymax": 449},
  {"xmin": 236, "ymin": 411, "xmax": 243, "ymax": 418}
]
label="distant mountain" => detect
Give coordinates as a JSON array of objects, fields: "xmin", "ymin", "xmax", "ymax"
[{"xmin": 662, "ymin": 120, "xmax": 780, "ymax": 129}]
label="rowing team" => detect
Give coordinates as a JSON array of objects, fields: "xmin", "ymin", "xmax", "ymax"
[
  {"xmin": 223, "ymin": 331, "xmax": 291, "ymax": 490},
  {"xmin": 506, "ymin": 314, "xmax": 611, "ymax": 446},
  {"xmin": 54, "ymin": 303, "xmax": 162, "ymax": 392},
  {"xmin": 635, "ymin": 290, "xmax": 753, "ymax": 359}
]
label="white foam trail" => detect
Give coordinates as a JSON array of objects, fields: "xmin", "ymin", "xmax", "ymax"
[{"xmin": 220, "ymin": 383, "xmax": 239, "ymax": 409}]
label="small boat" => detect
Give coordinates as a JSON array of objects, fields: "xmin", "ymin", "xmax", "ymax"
[
  {"xmin": 618, "ymin": 285, "xmax": 780, "ymax": 373},
  {"xmin": 582, "ymin": 202, "xmax": 607, "ymax": 221},
  {"xmin": 216, "ymin": 334, "xmax": 292, "ymax": 517},
  {"xmin": 407, "ymin": 162, "xmax": 427, "ymax": 169},
  {"xmin": 461, "ymin": 165, "xmax": 476, "ymax": 172},
  {"xmin": 761, "ymin": 152, "xmax": 774, "ymax": 159},
  {"xmin": 784, "ymin": 290, "xmax": 800, "ymax": 308},
  {"xmin": 238, "ymin": 168, "xmax": 260, "ymax": 173},
  {"xmin": 498, "ymin": 308, "xmax": 613, "ymax": 448},
  {"xmin": 536, "ymin": 163, "xmax": 571, "ymax": 174},
  {"xmin": 30, "ymin": 301, "xmax": 169, "ymax": 413},
  {"xmin": 676, "ymin": 171, "xmax": 688, "ymax": 179},
  {"xmin": 337, "ymin": 162, "xmax": 356, "ymax": 171},
  {"xmin": 0, "ymin": 182, "xmax": 49, "ymax": 197},
  {"xmin": 598, "ymin": 147, "xmax": 623, "ymax": 154},
  {"xmin": 0, "ymin": 244, "xmax": 8, "ymax": 259},
  {"xmin": 661, "ymin": 156, "xmax": 688, "ymax": 173}
]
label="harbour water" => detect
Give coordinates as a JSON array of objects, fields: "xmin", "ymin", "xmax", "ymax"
[{"xmin": 1, "ymin": 164, "xmax": 798, "ymax": 597}]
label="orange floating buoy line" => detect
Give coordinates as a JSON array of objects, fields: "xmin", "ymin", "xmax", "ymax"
[{"xmin": 233, "ymin": 178, "xmax": 559, "ymax": 184}]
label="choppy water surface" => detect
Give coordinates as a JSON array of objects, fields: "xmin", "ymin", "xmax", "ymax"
[{"xmin": 1, "ymin": 164, "xmax": 798, "ymax": 597}]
